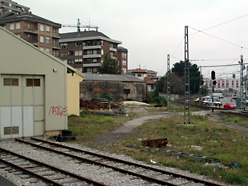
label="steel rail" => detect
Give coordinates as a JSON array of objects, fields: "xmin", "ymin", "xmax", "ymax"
[
  {"xmin": 16, "ymin": 138, "xmax": 178, "ymax": 186},
  {"xmin": 0, "ymin": 147, "xmax": 106, "ymax": 186},
  {"xmin": 22, "ymin": 137, "xmax": 223, "ymax": 186}
]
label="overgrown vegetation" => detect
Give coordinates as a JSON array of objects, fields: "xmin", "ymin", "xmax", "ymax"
[
  {"xmin": 144, "ymin": 89, "xmax": 167, "ymax": 105},
  {"xmin": 110, "ymin": 114, "xmax": 248, "ymax": 185},
  {"xmin": 222, "ymin": 115, "xmax": 248, "ymax": 128},
  {"xmin": 68, "ymin": 103, "xmax": 248, "ymax": 185}
]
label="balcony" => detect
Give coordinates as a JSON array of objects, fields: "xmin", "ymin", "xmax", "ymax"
[
  {"xmin": 83, "ymin": 63, "xmax": 101, "ymax": 67},
  {"xmin": 52, "ymin": 45, "xmax": 61, "ymax": 50},
  {"xmin": 24, "ymin": 27, "xmax": 38, "ymax": 34},
  {"xmin": 52, "ymin": 33, "xmax": 60, "ymax": 39},
  {"xmin": 83, "ymin": 54, "xmax": 101, "ymax": 59},
  {"xmin": 83, "ymin": 45, "xmax": 101, "ymax": 50},
  {"xmin": 109, "ymin": 47, "xmax": 117, "ymax": 52}
]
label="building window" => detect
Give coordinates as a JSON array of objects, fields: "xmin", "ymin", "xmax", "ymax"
[
  {"xmin": 26, "ymin": 79, "xmax": 40, "ymax": 87},
  {"xmin": 122, "ymin": 53, "xmax": 127, "ymax": 58},
  {"xmin": 46, "ymin": 48, "xmax": 50, "ymax": 53},
  {"xmin": 93, "ymin": 59, "xmax": 97, "ymax": 63},
  {"xmin": 40, "ymin": 47, "xmax": 44, "ymax": 51},
  {"xmin": 101, "ymin": 49, "xmax": 104, "ymax": 55},
  {"xmin": 40, "ymin": 36, "xmax": 44, "ymax": 43},
  {"xmin": 109, "ymin": 43, "xmax": 113, "ymax": 48},
  {"xmin": 122, "ymin": 60, "xmax": 127, "ymax": 66},
  {"xmin": 93, "ymin": 50, "xmax": 98, "ymax": 54},
  {"xmin": 87, "ymin": 50, "xmax": 93, "ymax": 55},
  {"xmin": 60, "ymin": 43, "xmax": 67, "ymax": 48},
  {"xmin": 10, "ymin": 23, "xmax": 14, "ymax": 30},
  {"xmin": 4, "ymin": 78, "xmax": 18, "ymax": 86},
  {"xmin": 138, "ymin": 74, "xmax": 141, "ymax": 77},
  {"xmin": 59, "ymin": 52, "xmax": 67, "ymax": 57},
  {"xmin": 16, "ymin": 22, "xmax": 20, "ymax": 29},
  {"xmin": 75, "ymin": 59, "xmax": 82, "ymax": 64},
  {"xmin": 46, "ymin": 25, "xmax": 50, "ymax": 32},
  {"xmin": 87, "ymin": 59, "xmax": 93, "ymax": 63},
  {"xmin": 68, "ymin": 59, "xmax": 74, "ymax": 64},
  {"xmin": 75, "ymin": 42, "xmax": 82, "ymax": 47},
  {"xmin": 75, "ymin": 50, "xmax": 82, "ymax": 56},
  {"xmin": 46, "ymin": 37, "xmax": 50, "ymax": 44},
  {"xmin": 40, "ymin": 24, "xmax": 44, "ymax": 31},
  {"xmin": 122, "ymin": 68, "xmax": 127, "ymax": 74},
  {"xmin": 68, "ymin": 50, "xmax": 74, "ymax": 56}
]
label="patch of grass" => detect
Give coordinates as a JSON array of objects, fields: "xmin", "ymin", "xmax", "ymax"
[
  {"xmin": 109, "ymin": 114, "xmax": 248, "ymax": 185},
  {"xmin": 222, "ymin": 116, "xmax": 248, "ymax": 128},
  {"xmin": 68, "ymin": 112, "xmax": 129, "ymax": 142}
]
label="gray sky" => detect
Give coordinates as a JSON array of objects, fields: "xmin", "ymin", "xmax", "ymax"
[{"xmin": 17, "ymin": 0, "xmax": 248, "ymax": 78}]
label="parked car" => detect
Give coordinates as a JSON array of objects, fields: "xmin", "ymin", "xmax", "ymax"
[
  {"xmin": 232, "ymin": 94, "xmax": 238, "ymax": 99},
  {"xmin": 224, "ymin": 102, "xmax": 236, "ymax": 109}
]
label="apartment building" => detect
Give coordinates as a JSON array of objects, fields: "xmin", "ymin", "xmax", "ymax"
[
  {"xmin": 0, "ymin": 0, "xmax": 29, "ymax": 17},
  {"xmin": 59, "ymin": 30, "xmax": 128, "ymax": 74},
  {"xmin": 0, "ymin": 12, "xmax": 61, "ymax": 57},
  {"xmin": 117, "ymin": 46, "xmax": 128, "ymax": 74}
]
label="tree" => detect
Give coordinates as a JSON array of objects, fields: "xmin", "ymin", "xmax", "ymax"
[
  {"xmin": 99, "ymin": 53, "xmax": 120, "ymax": 74},
  {"xmin": 157, "ymin": 61, "xmax": 203, "ymax": 94}
]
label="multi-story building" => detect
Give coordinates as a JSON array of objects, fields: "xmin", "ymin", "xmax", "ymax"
[
  {"xmin": 0, "ymin": 0, "xmax": 29, "ymax": 17},
  {"xmin": 0, "ymin": 12, "xmax": 61, "ymax": 57},
  {"xmin": 117, "ymin": 46, "xmax": 128, "ymax": 74},
  {"xmin": 59, "ymin": 30, "xmax": 128, "ymax": 73}
]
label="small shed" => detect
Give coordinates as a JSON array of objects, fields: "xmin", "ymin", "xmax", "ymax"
[
  {"xmin": 80, "ymin": 73, "xmax": 146, "ymax": 101},
  {"xmin": 0, "ymin": 27, "xmax": 83, "ymax": 139}
]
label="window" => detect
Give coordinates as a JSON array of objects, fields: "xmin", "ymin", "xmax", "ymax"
[
  {"xmin": 87, "ymin": 50, "xmax": 93, "ymax": 55},
  {"xmin": 109, "ymin": 43, "xmax": 113, "ymax": 48},
  {"xmin": 122, "ymin": 60, "xmax": 127, "ymax": 66},
  {"xmin": 75, "ymin": 59, "xmax": 82, "ymax": 64},
  {"xmin": 46, "ymin": 25, "xmax": 50, "ymax": 32},
  {"xmin": 122, "ymin": 53, "xmax": 127, "ymax": 58},
  {"xmin": 93, "ymin": 50, "xmax": 97, "ymax": 54},
  {"xmin": 59, "ymin": 52, "xmax": 67, "ymax": 57},
  {"xmin": 75, "ymin": 42, "xmax": 82, "ymax": 47},
  {"xmin": 16, "ymin": 22, "xmax": 20, "ymax": 29},
  {"xmin": 87, "ymin": 59, "xmax": 93, "ymax": 63},
  {"xmin": 122, "ymin": 68, "xmax": 127, "ymax": 74},
  {"xmin": 40, "ymin": 36, "xmax": 44, "ymax": 43},
  {"xmin": 60, "ymin": 43, "xmax": 67, "ymax": 48},
  {"xmin": 4, "ymin": 78, "xmax": 18, "ymax": 86},
  {"xmin": 40, "ymin": 47, "xmax": 44, "ymax": 51},
  {"xmin": 68, "ymin": 50, "xmax": 74, "ymax": 56},
  {"xmin": 46, "ymin": 37, "xmax": 50, "ymax": 44},
  {"xmin": 46, "ymin": 48, "xmax": 50, "ymax": 53},
  {"xmin": 93, "ymin": 59, "xmax": 97, "ymax": 63},
  {"xmin": 68, "ymin": 59, "xmax": 74, "ymax": 64},
  {"xmin": 26, "ymin": 79, "xmax": 40, "ymax": 87},
  {"xmin": 10, "ymin": 23, "xmax": 14, "ymax": 30},
  {"xmin": 40, "ymin": 24, "xmax": 44, "ymax": 31},
  {"xmin": 75, "ymin": 50, "xmax": 82, "ymax": 56},
  {"xmin": 101, "ymin": 49, "xmax": 104, "ymax": 55}
]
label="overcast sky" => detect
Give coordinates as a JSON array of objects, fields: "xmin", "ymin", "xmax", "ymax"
[{"xmin": 17, "ymin": 0, "xmax": 248, "ymax": 78}]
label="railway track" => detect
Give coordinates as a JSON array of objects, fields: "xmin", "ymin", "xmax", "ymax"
[
  {"xmin": 0, "ymin": 146, "xmax": 106, "ymax": 186},
  {"xmin": 13, "ymin": 137, "xmax": 224, "ymax": 186}
]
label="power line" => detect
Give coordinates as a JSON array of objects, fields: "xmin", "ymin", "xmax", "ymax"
[
  {"xmin": 189, "ymin": 26, "xmax": 248, "ymax": 50},
  {"xmin": 191, "ymin": 13, "xmax": 248, "ymax": 34}
]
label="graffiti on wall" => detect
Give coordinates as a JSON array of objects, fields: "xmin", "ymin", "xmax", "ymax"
[{"xmin": 48, "ymin": 106, "xmax": 67, "ymax": 117}]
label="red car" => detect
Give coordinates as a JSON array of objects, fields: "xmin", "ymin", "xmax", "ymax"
[{"xmin": 224, "ymin": 102, "xmax": 236, "ymax": 109}]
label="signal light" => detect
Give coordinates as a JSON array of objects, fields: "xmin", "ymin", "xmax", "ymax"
[
  {"xmin": 211, "ymin": 71, "xmax": 215, "ymax": 80},
  {"xmin": 213, "ymin": 80, "xmax": 217, "ymax": 85}
]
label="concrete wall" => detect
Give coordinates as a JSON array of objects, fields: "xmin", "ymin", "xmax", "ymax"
[
  {"xmin": 67, "ymin": 73, "xmax": 83, "ymax": 116},
  {"xmin": 80, "ymin": 81, "xmax": 146, "ymax": 101},
  {"xmin": 0, "ymin": 27, "xmax": 68, "ymax": 137}
]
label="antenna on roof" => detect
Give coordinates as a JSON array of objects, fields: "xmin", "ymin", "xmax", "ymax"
[{"xmin": 62, "ymin": 19, "xmax": 99, "ymax": 32}]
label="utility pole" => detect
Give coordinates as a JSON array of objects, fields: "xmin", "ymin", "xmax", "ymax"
[
  {"xmin": 167, "ymin": 54, "xmax": 170, "ymax": 108},
  {"xmin": 184, "ymin": 26, "xmax": 190, "ymax": 124},
  {"xmin": 239, "ymin": 55, "xmax": 244, "ymax": 109}
]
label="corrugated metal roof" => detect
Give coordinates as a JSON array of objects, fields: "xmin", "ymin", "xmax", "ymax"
[{"xmin": 83, "ymin": 73, "xmax": 145, "ymax": 82}]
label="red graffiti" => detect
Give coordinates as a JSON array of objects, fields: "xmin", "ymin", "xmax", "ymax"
[{"xmin": 48, "ymin": 106, "xmax": 67, "ymax": 116}]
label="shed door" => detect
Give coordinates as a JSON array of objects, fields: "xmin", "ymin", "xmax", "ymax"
[{"xmin": 0, "ymin": 75, "xmax": 44, "ymax": 138}]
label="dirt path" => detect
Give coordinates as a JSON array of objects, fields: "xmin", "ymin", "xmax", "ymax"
[{"xmin": 88, "ymin": 110, "xmax": 248, "ymax": 147}]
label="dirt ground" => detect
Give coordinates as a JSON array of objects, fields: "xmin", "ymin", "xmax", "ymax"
[{"xmin": 88, "ymin": 107, "xmax": 248, "ymax": 148}]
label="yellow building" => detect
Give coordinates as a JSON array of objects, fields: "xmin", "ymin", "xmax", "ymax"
[{"xmin": 0, "ymin": 27, "xmax": 83, "ymax": 139}]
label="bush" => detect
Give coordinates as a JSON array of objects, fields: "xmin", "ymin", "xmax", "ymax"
[{"xmin": 145, "ymin": 89, "xmax": 167, "ymax": 105}]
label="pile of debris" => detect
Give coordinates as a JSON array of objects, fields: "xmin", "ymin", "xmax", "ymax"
[{"xmin": 80, "ymin": 98, "xmax": 119, "ymax": 110}]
